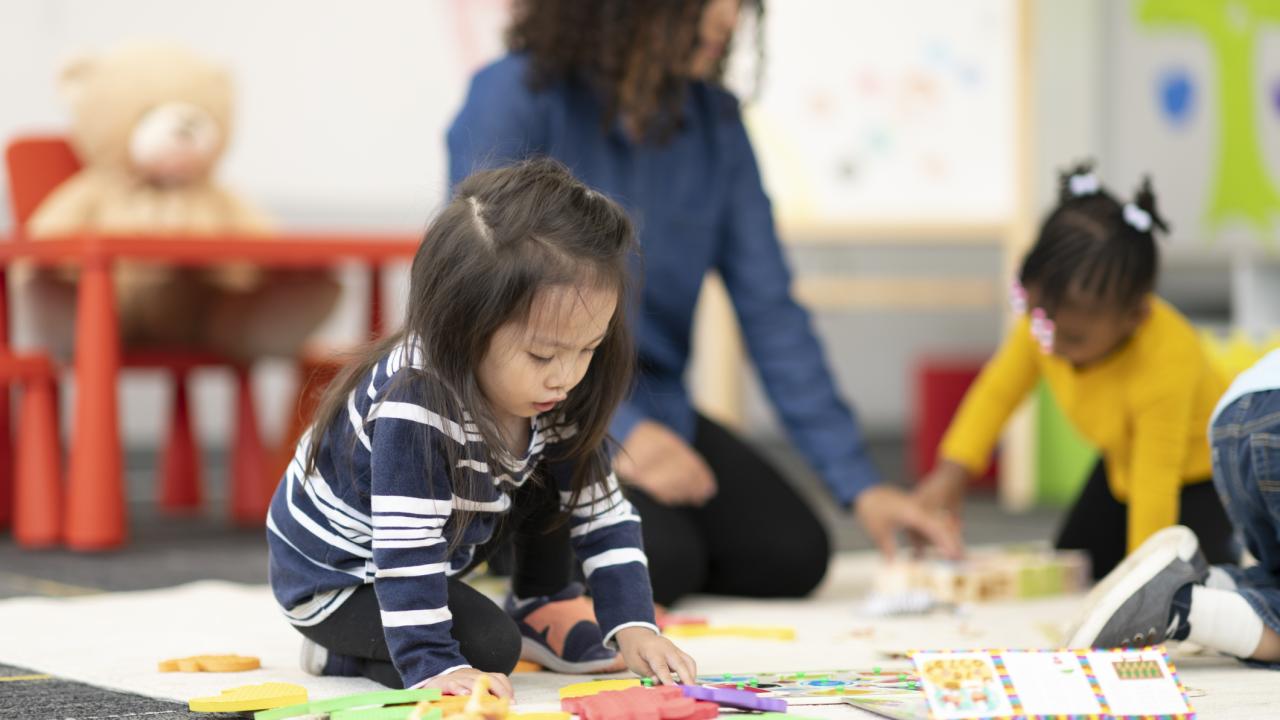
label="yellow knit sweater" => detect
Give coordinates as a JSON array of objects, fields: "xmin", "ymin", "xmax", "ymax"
[{"xmin": 939, "ymin": 297, "xmax": 1228, "ymax": 552}]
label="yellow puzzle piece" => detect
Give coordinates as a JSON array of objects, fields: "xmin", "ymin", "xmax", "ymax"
[
  {"xmin": 189, "ymin": 682, "xmax": 307, "ymax": 713},
  {"xmin": 159, "ymin": 654, "xmax": 261, "ymax": 672},
  {"xmin": 558, "ymin": 679, "xmax": 642, "ymax": 699},
  {"xmin": 662, "ymin": 624, "xmax": 795, "ymax": 641}
]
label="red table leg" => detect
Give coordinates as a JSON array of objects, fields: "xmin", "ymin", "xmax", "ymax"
[
  {"xmin": 369, "ymin": 263, "xmax": 384, "ymax": 339},
  {"xmin": 66, "ymin": 257, "xmax": 124, "ymax": 549},
  {"xmin": 0, "ymin": 267, "xmax": 12, "ymax": 530},
  {"xmin": 231, "ymin": 365, "xmax": 269, "ymax": 524}
]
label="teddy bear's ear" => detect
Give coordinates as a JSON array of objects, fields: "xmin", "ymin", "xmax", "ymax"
[{"xmin": 57, "ymin": 54, "xmax": 97, "ymax": 107}]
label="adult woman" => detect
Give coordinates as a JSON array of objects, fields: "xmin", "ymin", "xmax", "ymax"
[{"xmin": 448, "ymin": 0, "xmax": 960, "ymax": 605}]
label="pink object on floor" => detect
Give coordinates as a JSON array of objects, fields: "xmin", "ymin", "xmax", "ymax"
[{"xmin": 561, "ymin": 686, "xmax": 719, "ymax": 720}]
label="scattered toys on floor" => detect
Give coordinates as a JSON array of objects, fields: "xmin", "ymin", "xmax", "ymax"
[
  {"xmin": 159, "ymin": 654, "xmax": 261, "ymax": 672},
  {"xmin": 693, "ymin": 669, "xmax": 921, "ymax": 705},
  {"xmin": 653, "ymin": 606, "xmax": 709, "ymax": 632},
  {"xmin": 559, "ymin": 679, "xmax": 643, "ymax": 699},
  {"xmin": 868, "ymin": 545, "xmax": 1090, "ymax": 609},
  {"xmin": 562, "ymin": 686, "xmax": 718, "ymax": 720},
  {"xmin": 440, "ymin": 675, "xmax": 510, "ymax": 720},
  {"xmin": 252, "ymin": 689, "xmax": 442, "ymax": 720},
  {"xmin": 662, "ymin": 625, "xmax": 796, "ymax": 641},
  {"xmin": 188, "ymin": 682, "xmax": 308, "ymax": 713},
  {"xmin": 678, "ymin": 684, "xmax": 787, "ymax": 712}
]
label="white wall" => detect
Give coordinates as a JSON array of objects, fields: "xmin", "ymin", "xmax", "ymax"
[
  {"xmin": 0, "ymin": 0, "xmax": 1129, "ymax": 454},
  {"xmin": 0, "ymin": 0, "xmax": 509, "ymax": 447},
  {"xmin": 0, "ymin": 0, "xmax": 511, "ymax": 228}
]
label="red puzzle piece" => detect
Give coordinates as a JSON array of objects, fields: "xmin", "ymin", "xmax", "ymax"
[{"xmin": 562, "ymin": 686, "xmax": 719, "ymax": 720}]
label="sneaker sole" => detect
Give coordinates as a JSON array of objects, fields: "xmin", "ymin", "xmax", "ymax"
[
  {"xmin": 1066, "ymin": 526, "xmax": 1198, "ymax": 648},
  {"xmin": 299, "ymin": 638, "xmax": 328, "ymax": 676},
  {"xmin": 520, "ymin": 637, "xmax": 626, "ymax": 674}
]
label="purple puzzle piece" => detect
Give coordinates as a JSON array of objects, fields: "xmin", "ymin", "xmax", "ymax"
[{"xmin": 679, "ymin": 684, "xmax": 788, "ymax": 713}]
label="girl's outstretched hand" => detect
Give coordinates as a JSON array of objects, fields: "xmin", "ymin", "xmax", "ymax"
[
  {"xmin": 855, "ymin": 484, "xmax": 964, "ymax": 561},
  {"xmin": 615, "ymin": 626, "xmax": 697, "ymax": 686},
  {"xmin": 420, "ymin": 667, "xmax": 514, "ymax": 700},
  {"xmin": 914, "ymin": 460, "xmax": 970, "ymax": 520}
]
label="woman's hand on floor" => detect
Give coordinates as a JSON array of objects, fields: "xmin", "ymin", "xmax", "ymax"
[
  {"xmin": 615, "ymin": 626, "xmax": 697, "ymax": 686},
  {"xmin": 420, "ymin": 667, "xmax": 514, "ymax": 699},
  {"xmin": 854, "ymin": 484, "xmax": 964, "ymax": 560},
  {"xmin": 615, "ymin": 420, "xmax": 717, "ymax": 506}
]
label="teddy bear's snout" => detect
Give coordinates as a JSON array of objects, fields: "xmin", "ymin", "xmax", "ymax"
[{"xmin": 129, "ymin": 101, "xmax": 222, "ymax": 184}]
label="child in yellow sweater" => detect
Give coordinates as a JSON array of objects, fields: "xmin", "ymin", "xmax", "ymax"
[{"xmin": 916, "ymin": 165, "xmax": 1233, "ymax": 579}]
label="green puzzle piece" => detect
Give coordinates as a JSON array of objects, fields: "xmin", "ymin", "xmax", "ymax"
[
  {"xmin": 333, "ymin": 707, "xmax": 444, "ymax": 720},
  {"xmin": 254, "ymin": 688, "xmax": 443, "ymax": 720}
]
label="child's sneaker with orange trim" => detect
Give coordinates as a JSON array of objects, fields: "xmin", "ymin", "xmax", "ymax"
[{"xmin": 505, "ymin": 583, "xmax": 626, "ymax": 674}]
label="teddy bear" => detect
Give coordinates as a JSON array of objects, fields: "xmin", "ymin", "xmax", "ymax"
[{"xmin": 20, "ymin": 43, "xmax": 338, "ymax": 360}]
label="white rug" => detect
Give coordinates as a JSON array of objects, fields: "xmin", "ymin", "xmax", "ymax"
[{"xmin": 0, "ymin": 553, "xmax": 1274, "ymax": 718}]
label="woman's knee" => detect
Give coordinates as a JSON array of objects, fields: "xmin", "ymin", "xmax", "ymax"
[
  {"xmin": 645, "ymin": 534, "xmax": 709, "ymax": 606},
  {"xmin": 763, "ymin": 521, "xmax": 830, "ymax": 596},
  {"xmin": 453, "ymin": 607, "xmax": 521, "ymax": 674},
  {"xmin": 709, "ymin": 518, "xmax": 830, "ymax": 598}
]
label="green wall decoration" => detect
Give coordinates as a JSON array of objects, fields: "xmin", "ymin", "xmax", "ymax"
[{"xmin": 1138, "ymin": 0, "xmax": 1280, "ymax": 239}]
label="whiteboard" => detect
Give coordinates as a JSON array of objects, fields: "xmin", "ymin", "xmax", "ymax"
[
  {"xmin": 738, "ymin": 0, "xmax": 1021, "ymax": 230},
  {"xmin": 1103, "ymin": 0, "xmax": 1280, "ymax": 254},
  {"xmin": 0, "ymin": 1, "xmax": 1023, "ymax": 233}
]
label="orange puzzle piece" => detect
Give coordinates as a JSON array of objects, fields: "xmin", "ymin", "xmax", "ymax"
[{"xmin": 159, "ymin": 654, "xmax": 261, "ymax": 672}]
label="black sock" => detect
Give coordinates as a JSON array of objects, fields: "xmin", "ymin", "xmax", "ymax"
[{"xmin": 1168, "ymin": 583, "xmax": 1194, "ymax": 641}]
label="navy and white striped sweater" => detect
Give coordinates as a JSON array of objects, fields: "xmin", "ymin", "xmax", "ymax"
[{"xmin": 266, "ymin": 343, "xmax": 657, "ymax": 686}]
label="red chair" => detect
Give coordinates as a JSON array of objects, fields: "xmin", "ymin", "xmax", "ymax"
[
  {"xmin": 4, "ymin": 135, "xmax": 270, "ymax": 527},
  {"xmin": 912, "ymin": 356, "xmax": 997, "ymax": 490}
]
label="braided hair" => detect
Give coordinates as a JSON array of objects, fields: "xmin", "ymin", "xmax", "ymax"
[{"xmin": 1019, "ymin": 161, "xmax": 1169, "ymax": 314}]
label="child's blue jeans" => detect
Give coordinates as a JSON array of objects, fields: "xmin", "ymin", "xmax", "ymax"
[{"xmin": 1210, "ymin": 388, "xmax": 1280, "ymax": 647}]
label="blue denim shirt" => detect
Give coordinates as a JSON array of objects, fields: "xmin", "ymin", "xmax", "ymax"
[{"xmin": 447, "ymin": 54, "xmax": 879, "ymax": 507}]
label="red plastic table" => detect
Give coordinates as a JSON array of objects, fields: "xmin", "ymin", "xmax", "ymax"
[{"xmin": 0, "ymin": 232, "xmax": 420, "ymax": 549}]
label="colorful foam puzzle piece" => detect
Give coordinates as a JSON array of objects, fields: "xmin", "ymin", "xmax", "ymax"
[
  {"xmin": 159, "ymin": 654, "xmax": 261, "ymax": 672},
  {"xmin": 558, "ymin": 678, "xmax": 643, "ymax": 699},
  {"xmin": 420, "ymin": 696, "xmax": 473, "ymax": 715},
  {"xmin": 562, "ymin": 685, "xmax": 719, "ymax": 720},
  {"xmin": 255, "ymin": 689, "xmax": 442, "ymax": 720},
  {"xmin": 678, "ymin": 685, "xmax": 786, "ymax": 713},
  {"xmin": 689, "ymin": 668, "xmax": 923, "ymax": 702},
  {"xmin": 514, "ymin": 660, "xmax": 544, "ymax": 673},
  {"xmin": 707, "ymin": 684, "xmax": 768, "ymax": 694},
  {"xmin": 189, "ymin": 682, "xmax": 308, "ymax": 713},
  {"xmin": 662, "ymin": 625, "xmax": 795, "ymax": 641},
  {"xmin": 444, "ymin": 677, "xmax": 510, "ymax": 720},
  {"xmin": 332, "ymin": 708, "xmax": 444, "ymax": 720},
  {"xmin": 654, "ymin": 613, "xmax": 708, "ymax": 632}
]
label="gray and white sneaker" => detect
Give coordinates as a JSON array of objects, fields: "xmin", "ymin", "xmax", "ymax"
[
  {"xmin": 1066, "ymin": 525, "xmax": 1207, "ymax": 649},
  {"xmin": 299, "ymin": 636, "xmax": 329, "ymax": 676}
]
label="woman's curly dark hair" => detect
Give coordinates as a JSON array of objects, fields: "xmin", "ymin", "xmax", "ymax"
[{"xmin": 507, "ymin": 0, "xmax": 764, "ymax": 140}]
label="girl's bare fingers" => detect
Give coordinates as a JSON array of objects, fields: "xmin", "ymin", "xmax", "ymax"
[
  {"xmin": 446, "ymin": 679, "xmax": 470, "ymax": 695},
  {"xmin": 646, "ymin": 653, "xmax": 675, "ymax": 686},
  {"xmin": 670, "ymin": 650, "xmax": 696, "ymax": 685},
  {"xmin": 487, "ymin": 673, "xmax": 514, "ymax": 699}
]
